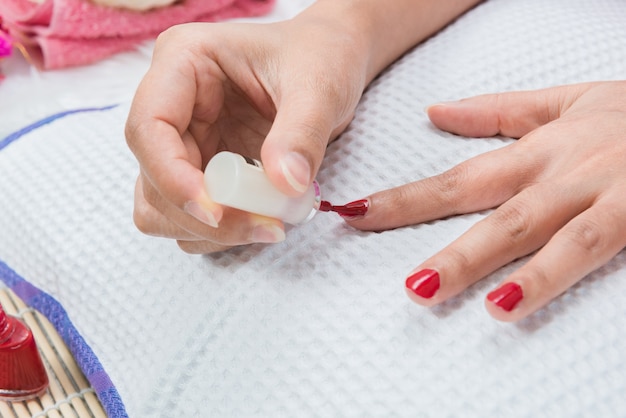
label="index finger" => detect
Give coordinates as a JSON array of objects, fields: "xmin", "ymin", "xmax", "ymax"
[
  {"xmin": 125, "ymin": 25, "xmax": 225, "ymax": 224},
  {"xmin": 344, "ymin": 139, "xmax": 542, "ymax": 232}
]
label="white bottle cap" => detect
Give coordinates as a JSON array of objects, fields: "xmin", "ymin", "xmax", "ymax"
[{"xmin": 204, "ymin": 151, "xmax": 321, "ymax": 225}]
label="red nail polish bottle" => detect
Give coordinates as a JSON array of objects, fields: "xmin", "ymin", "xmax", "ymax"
[{"xmin": 0, "ymin": 303, "xmax": 49, "ymax": 401}]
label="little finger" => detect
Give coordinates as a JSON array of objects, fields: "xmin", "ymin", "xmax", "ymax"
[{"xmin": 485, "ymin": 195, "xmax": 626, "ymax": 321}]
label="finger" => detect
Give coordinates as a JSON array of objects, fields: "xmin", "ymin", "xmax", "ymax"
[
  {"xmin": 125, "ymin": 27, "xmax": 224, "ymax": 227},
  {"xmin": 176, "ymin": 240, "xmax": 233, "ymax": 255},
  {"xmin": 133, "ymin": 131, "xmax": 213, "ymax": 239},
  {"xmin": 485, "ymin": 194, "xmax": 626, "ymax": 322},
  {"xmin": 140, "ymin": 172, "xmax": 286, "ymax": 246},
  {"xmin": 133, "ymin": 175, "xmax": 201, "ymax": 239},
  {"xmin": 344, "ymin": 140, "xmax": 545, "ymax": 231},
  {"xmin": 260, "ymin": 87, "xmax": 353, "ymax": 197},
  {"xmin": 426, "ymin": 83, "xmax": 595, "ymax": 138},
  {"xmin": 403, "ymin": 182, "xmax": 593, "ymax": 307}
]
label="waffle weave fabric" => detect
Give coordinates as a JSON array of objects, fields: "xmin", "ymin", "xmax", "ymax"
[{"xmin": 1, "ymin": 0, "xmax": 626, "ymax": 416}]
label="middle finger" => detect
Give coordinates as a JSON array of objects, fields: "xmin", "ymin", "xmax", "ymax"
[
  {"xmin": 404, "ymin": 182, "xmax": 594, "ymax": 306},
  {"xmin": 140, "ymin": 172, "xmax": 286, "ymax": 247}
]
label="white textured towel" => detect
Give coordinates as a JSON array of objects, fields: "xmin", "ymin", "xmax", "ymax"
[{"xmin": 1, "ymin": 0, "xmax": 626, "ymax": 416}]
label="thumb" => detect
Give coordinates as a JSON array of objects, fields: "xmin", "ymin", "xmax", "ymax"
[
  {"xmin": 260, "ymin": 93, "xmax": 341, "ymax": 196},
  {"xmin": 426, "ymin": 84, "xmax": 591, "ymax": 139}
]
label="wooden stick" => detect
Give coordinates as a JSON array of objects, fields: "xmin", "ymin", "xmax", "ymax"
[
  {"xmin": 0, "ymin": 288, "xmax": 107, "ymax": 417},
  {"xmin": 8, "ymin": 402, "xmax": 31, "ymax": 418},
  {"xmin": 0, "ymin": 399, "xmax": 18, "ymax": 418}
]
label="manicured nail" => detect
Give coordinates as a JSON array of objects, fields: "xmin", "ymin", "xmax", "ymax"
[
  {"xmin": 337, "ymin": 199, "xmax": 369, "ymax": 219},
  {"xmin": 487, "ymin": 282, "xmax": 523, "ymax": 312},
  {"xmin": 405, "ymin": 269, "xmax": 440, "ymax": 299},
  {"xmin": 184, "ymin": 201, "xmax": 218, "ymax": 228},
  {"xmin": 250, "ymin": 224, "xmax": 286, "ymax": 243},
  {"xmin": 280, "ymin": 152, "xmax": 310, "ymax": 193}
]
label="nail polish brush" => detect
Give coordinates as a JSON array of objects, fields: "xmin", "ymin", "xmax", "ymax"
[
  {"xmin": 204, "ymin": 151, "xmax": 369, "ymax": 222},
  {"xmin": 318, "ymin": 199, "xmax": 369, "ymax": 217}
]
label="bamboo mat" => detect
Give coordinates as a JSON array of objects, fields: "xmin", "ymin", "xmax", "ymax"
[{"xmin": 0, "ymin": 286, "xmax": 106, "ymax": 418}]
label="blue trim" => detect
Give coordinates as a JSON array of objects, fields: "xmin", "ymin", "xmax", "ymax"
[
  {"xmin": 0, "ymin": 261, "xmax": 129, "ymax": 418},
  {"xmin": 0, "ymin": 105, "xmax": 118, "ymax": 151},
  {"xmin": 0, "ymin": 106, "xmax": 128, "ymax": 417}
]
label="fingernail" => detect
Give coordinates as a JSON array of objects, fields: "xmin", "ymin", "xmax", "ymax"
[
  {"xmin": 184, "ymin": 201, "xmax": 218, "ymax": 228},
  {"xmin": 425, "ymin": 101, "xmax": 467, "ymax": 112},
  {"xmin": 487, "ymin": 282, "xmax": 523, "ymax": 312},
  {"xmin": 424, "ymin": 103, "xmax": 445, "ymax": 113},
  {"xmin": 337, "ymin": 199, "xmax": 369, "ymax": 219},
  {"xmin": 280, "ymin": 152, "xmax": 310, "ymax": 193},
  {"xmin": 250, "ymin": 224, "xmax": 286, "ymax": 243},
  {"xmin": 405, "ymin": 269, "xmax": 440, "ymax": 299}
]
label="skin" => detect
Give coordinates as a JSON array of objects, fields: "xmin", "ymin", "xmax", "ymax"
[
  {"xmin": 126, "ymin": 0, "xmax": 626, "ymax": 322},
  {"xmin": 126, "ymin": 0, "xmax": 481, "ymax": 250},
  {"xmin": 346, "ymin": 82, "xmax": 626, "ymax": 321}
]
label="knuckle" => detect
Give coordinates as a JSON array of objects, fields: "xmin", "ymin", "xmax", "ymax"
[
  {"xmin": 280, "ymin": 120, "xmax": 329, "ymax": 167},
  {"xmin": 124, "ymin": 114, "xmax": 152, "ymax": 154},
  {"xmin": 305, "ymin": 74, "xmax": 360, "ymax": 126},
  {"xmin": 430, "ymin": 164, "xmax": 471, "ymax": 210},
  {"xmin": 140, "ymin": 177, "xmax": 160, "ymax": 207},
  {"xmin": 201, "ymin": 226, "xmax": 231, "ymax": 245},
  {"xmin": 124, "ymin": 114, "xmax": 141, "ymax": 147},
  {"xmin": 490, "ymin": 200, "xmax": 534, "ymax": 243},
  {"xmin": 133, "ymin": 205, "xmax": 156, "ymax": 235},
  {"xmin": 445, "ymin": 246, "xmax": 474, "ymax": 276},
  {"xmin": 296, "ymin": 120, "xmax": 328, "ymax": 149},
  {"xmin": 562, "ymin": 218, "xmax": 604, "ymax": 253},
  {"xmin": 524, "ymin": 264, "xmax": 552, "ymax": 294},
  {"xmin": 307, "ymin": 74, "xmax": 341, "ymax": 103},
  {"xmin": 385, "ymin": 184, "xmax": 416, "ymax": 213},
  {"xmin": 155, "ymin": 24, "xmax": 186, "ymax": 47}
]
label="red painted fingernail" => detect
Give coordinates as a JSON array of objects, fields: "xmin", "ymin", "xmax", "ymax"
[
  {"xmin": 405, "ymin": 269, "xmax": 440, "ymax": 299},
  {"xmin": 338, "ymin": 199, "xmax": 369, "ymax": 217},
  {"xmin": 319, "ymin": 199, "xmax": 369, "ymax": 219},
  {"xmin": 487, "ymin": 282, "xmax": 523, "ymax": 312}
]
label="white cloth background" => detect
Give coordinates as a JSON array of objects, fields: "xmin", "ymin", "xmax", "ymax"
[{"xmin": 1, "ymin": 0, "xmax": 626, "ymax": 416}]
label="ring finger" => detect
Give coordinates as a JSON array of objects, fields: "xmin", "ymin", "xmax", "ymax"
[
  {"xmin": 404, "ymin": 182, "xmax": 594, "ymax": 306},
  {"xmin": 486, "ymin": 193, "xmax": 626, "ymax": 321},
  {"xmin": 139, "ymin": 173, "xmax": 286, "ymax": 248}
]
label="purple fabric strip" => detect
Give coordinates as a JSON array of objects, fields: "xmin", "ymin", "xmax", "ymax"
[
  {"xmin": 0, "ymin": 260, "xmax": 129, "ymax": 417},
  {"xmin": 88, "ymin": 370, "xmax": 115, "ymax": 393},
  {"xmin": 0, "ymin": 105, "xmax": 128, "ymax": 417},
  {"xmin": 11, "ymin": 280, "xmax": 41, "ymax": 304}
]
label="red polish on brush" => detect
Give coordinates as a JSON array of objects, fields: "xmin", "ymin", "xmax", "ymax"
[
  {"xmin": 0, "ymin": 303, "xmax": 49, "ymax": 401},
  {"xmin": 318, "ymin": 199, "xmax": 369, "ymax": 218},
  {"xmin": 203, "ymin": 152, "xmax": 370, "ymax": 223}
]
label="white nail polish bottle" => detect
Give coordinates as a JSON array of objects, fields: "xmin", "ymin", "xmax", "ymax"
[{"xmin": 204, "ymin": 151, "xmax": 321, "ymax": 224}]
